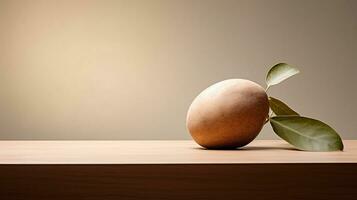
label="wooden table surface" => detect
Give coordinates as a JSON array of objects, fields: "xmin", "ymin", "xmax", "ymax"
[
  {"xmin": 0, "ymin": 140, "xmax": 356, "ymax": 164},
  {"xmin": 1, "ymin": 140, "xmax": 356, "ymax": 200}
]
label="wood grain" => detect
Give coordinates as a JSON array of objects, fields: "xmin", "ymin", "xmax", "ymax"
[
  {"xmin": 0, "ymin": 140, "xmax": 356, "ymax": 164},
  {"xmin": 0, "ymin": 164, "xmax": 356, "ymax": 200},
  {"xmin": 1, "ymin": 140, "xmax": 356, "ymax": 199}
]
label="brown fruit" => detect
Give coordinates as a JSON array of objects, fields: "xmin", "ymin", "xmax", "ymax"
[{"xmin": 186, "ymin": 79, "xmax": 269, "ymax": 149}]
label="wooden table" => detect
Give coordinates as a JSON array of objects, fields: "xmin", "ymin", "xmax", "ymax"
[{"xmin": 0, "ymin": 140, "xmax": 356, "ymax": 200}]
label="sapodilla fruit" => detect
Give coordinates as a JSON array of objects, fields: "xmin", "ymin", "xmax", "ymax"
[{"xmin": 186, "ymin": 79, "xmax": 269, "ymax": 149}]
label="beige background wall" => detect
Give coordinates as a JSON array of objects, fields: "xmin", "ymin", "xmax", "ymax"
[{"xmin": 0, "ymin": 0, "xmax": 356, "ymax": 140}]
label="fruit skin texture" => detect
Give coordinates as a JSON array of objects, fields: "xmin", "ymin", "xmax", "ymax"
[{"xmin": 186, "ymin": 79, "xmax": 269, "ymax": 149}]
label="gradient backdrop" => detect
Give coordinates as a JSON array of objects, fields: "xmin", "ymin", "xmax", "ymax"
[{"xmin": 0, "ymin": 0, "xmax": 356, "ymax": 139}]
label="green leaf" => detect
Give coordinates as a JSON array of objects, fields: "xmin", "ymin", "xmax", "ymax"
[
  {"xmin": 269, "ymin": 97, "xmax": 299, "ymax": 116},
  {"xmin": 266, "ymin": 63, "xmax": 299, "ymax": 89},
  {"xmin": 270, "ymin": 116, "xmax": 344, "ymax": 151}
]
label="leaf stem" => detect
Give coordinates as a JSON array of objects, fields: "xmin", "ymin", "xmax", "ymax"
[
  {"xmin": 265, "ymin": 86, "xmax": 269, "ymax": 92},
  {"xmin": 264, "ymin": 117, "xmax": 269, "ymax": 124}
]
